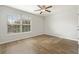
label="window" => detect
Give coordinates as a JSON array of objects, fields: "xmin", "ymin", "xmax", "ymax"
[
  {"xmin": 8, "ymin": 15, "xmax": 31, "ymax": 33},
  {"xmin": 22, "ymin": 20, "xmax": 30, "ymax": 32}
]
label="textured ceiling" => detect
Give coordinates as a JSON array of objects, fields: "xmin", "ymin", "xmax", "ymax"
[{"xmin": 8, "ymin": 5, "xmax": 54, "ymax": 16}]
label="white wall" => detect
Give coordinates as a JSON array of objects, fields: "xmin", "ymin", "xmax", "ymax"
[
  {"xmin": 0, "ymin": 5, "xmax": 78, "ymax": 44},
  {"xmin": 0, "ymin": 6, "xmax": 44, "ymax": 44},
  {"xmin": 77, "ymin": 6, "xmax": 79, "ymax": 44},
  {"xmin": 44, "ymin": 5, "xmax": 78, "ymax": 41},
  {"xmin": 0, "ymin": 11, "xmax": 1, "ymax": 39},
  {"xmin": 77, "ymin": 6, "xmax": 79, "ymax": 39}
]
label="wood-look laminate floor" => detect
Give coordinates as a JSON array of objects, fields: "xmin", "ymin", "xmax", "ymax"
[{"xmin": 0, "ymin": 35, "xmax": 78, "ymax": 54}]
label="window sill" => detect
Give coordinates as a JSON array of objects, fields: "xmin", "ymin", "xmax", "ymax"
[{"xmin": 7, "ymin": 31, "xmax": 32, "ymax": 36}]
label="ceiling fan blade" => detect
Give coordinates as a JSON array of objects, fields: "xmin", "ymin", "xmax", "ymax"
[
  {"xmin": 35, "ymin": 9, "xmax": 41, "ymax": 11},
  {"xmin": 45, "ymin": 10, "xmax": 51, "ymax": 12},
  {"xmin": 46, "ymin": 6, "xmax": 52, "ymax": 9},
  {"xmin": 40, "ymin": 11, "xmax": 42, "ymax": 14}
]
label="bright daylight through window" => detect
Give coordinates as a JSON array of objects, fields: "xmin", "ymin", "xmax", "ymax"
[{"xmin": 8, "ymin": 15, "xmax": 31, "ymax": 33}]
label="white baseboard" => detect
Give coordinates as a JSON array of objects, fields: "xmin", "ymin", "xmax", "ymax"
[
  {"xmin": 0, "ymin": 34, "xmax": 78, "ymax": 45},
  {"xmin": 46, "ymin": 34, "xmax": 78, "ymax": 41},
  {"xmin": 0, "ymin": 34, "xmax": 44, "ymax": 45}
]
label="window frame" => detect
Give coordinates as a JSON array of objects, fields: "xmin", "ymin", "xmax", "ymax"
[{"xmin": 7, "ymin": 15, "xmax": 31, "ymax": 34}]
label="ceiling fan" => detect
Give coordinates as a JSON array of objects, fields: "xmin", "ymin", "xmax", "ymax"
[{"xmin": 35, "ymin": 5, "xmax": 52, "ymax": 14}]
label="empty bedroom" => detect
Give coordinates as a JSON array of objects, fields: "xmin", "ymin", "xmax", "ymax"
[{"xmin": 0, "ymin": 5, "xmax": 79, "ymax": 54}]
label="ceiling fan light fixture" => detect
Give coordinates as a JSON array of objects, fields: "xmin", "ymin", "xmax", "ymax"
[{"xmin": 41, "ymin": 9, "xmax": 45, "ymax": 12}]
